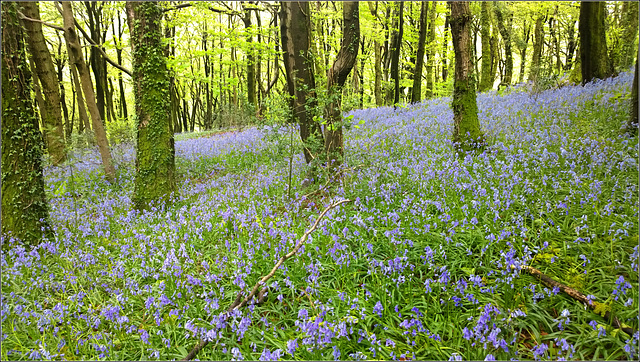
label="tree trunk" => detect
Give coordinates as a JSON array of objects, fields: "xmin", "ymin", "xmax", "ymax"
[
  {"xmin": 628, "ymin": 60, "xmax": 638, "ymax": 135},
  {"xmin": 529, "ymin": 13, "xmax": 545, "ymax": 83},
  {"xmin": 518, "ymin": 20, "xmax": 531, "ymax": 84},
  {"xmin": 61, "ymin": 1, "xmax": 115, "ymax": 182},
  {"xmin": 442, "ymin": 15, "xmax": 450, "ymax": 83},
  {"xmin": 449, "ymin": 1, "xmax": 484, "ymax": 153},
  {"xmin": 243, "ymin": 6, "xmax": 256, "ymax": 108},
  {"xmin": 115, "ymin": 15, "xmax": 128, "ymax": 121},
  {"xmin": 20, "ymin": 1, "xmax": 66, "ymax": 165},
  {"xmin": 493, "ymin": 2, "xmax": 513, "ymax": 87},
  {"xmin": 564, "ymin": 17, "xmax": 577, "ymax": 71},
  {"xmin": 280, "ymin": 1, "xmax": 324, "ymax": 167},
  {"xmin": 479, "ymin": 1, "xmax": 492, "ymax": 91},
  {"xmin": 411, "ymin": 1, "xmax": 428, "ymax": 103},
  {"xmin": 425, "ymin": 2, "xmax": 437, "ymax": 98},
  {"xmin": 368, "ymin": 2, "xmax": 383, "ymax": 106},
  {"xmin": 85, "ymin": 1, "xmax": 109, "ymax": 124},
  {"xmin": 324, "ymin": 1, "xmax": 360, "ymax": 168},
  {"xmin": 580, "ymin": 1, "xmax": 613, "ymax": 84},
  {"xmin": 390, "ymin": 2, "xmax": 404, "ymax": 105},
  {"xmin": 54, "ymin": 32, "xmax": 72, "ymax": 142},
  {"xmin": 125, "ymin": 1, "xmax": 176, "ymax": 210},
  {"xmin": 621, "ymin": 1, "xmax": 639, "ymax": 70},
  {"xmin": 2, "ymin": 1, "xmax": 52, "ymax": 244}
]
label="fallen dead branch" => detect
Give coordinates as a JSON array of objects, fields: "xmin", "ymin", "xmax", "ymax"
[
  {"xmin": 183, "ymin": 198, "xmax": 352, "ymax": 361},
  {"xmin": 521, "ymin": 265, "xmax": 635, "ymax": 336}
]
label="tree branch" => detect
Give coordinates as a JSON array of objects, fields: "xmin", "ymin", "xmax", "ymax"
[
  {"xmin": 72, "ymin": 18, "xmax": 132, "ymax": 77},
  {"xmin": 182, "ymin": 199, "xmax": 352, "ymax": 361},
  {"xmin": 17, "ymin": 10, "xmax": 65, "ymax": 32}
]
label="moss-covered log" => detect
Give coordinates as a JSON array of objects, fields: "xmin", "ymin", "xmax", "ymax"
[
  {"xmin": 126, "ymin": 2, "xmax": 176, "ymax": 210},
  {"xmin": 2, "ymin": 2, "xmax": 52, "ymax": 244}
]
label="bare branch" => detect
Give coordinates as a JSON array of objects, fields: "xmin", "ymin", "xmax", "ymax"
[
  {"xmin": 71, "ymin": 18, "xmax": 132, "ymax": 77},
  {"xmin": 17, "ymin": 10, "xmax": 65, "ymax": 32}
]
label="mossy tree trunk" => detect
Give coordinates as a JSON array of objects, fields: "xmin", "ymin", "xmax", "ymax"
[
  {"xmin": 580, "ymin": 1, "xmax": 613, "ymax": 84},
  {"xmin": 628, "ymin": 60, "xmax": 638, "ymax": 135},
  {"xmin": 280, "ymin": 1, "xmax": 324, "ymax": 166},
  {"xmin": 324, "ymin": 1, "xmax": 360, "ymax": 168},
  {"xmin": 2, "ymin": 2, "xmax": 52, "ymax": 244},
  {"xmin": 411, "ymin": 1, "xmax": 428, "ymax": 103},
  {"xmin": 620, "ymin": 1, "xmax": 639, "ymax": 71},
  {"xmin": 20, "ymin": 1, "xmax": 66, "ymax": 166},
  {"xmin": 449, "ymin": 1, "xmax": 484, "ymax": 153},
  {"xmin": 61, "ymin": 1, "xmax": 114, "ymax": 182},
  {"xmin": 125, "ymin": 1, "xmax": 176, "ymax": 210}
]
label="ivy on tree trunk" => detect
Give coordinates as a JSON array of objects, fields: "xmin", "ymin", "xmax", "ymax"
[
  {"xmin": 126, "ymin": 1, "xmax": 177, "ymax": 210},
  {"xmin": 2, "ymin": 1, "xmax": 52, "ymax": 244}
]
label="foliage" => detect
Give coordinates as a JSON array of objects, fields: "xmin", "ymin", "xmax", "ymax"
[
  {"xmin": 106, "ymin": 116, "xmax": 135, "ymax": 146},
  {"xmin": 1, "ymin": 69, "xmax": 638, "ymax": 361}
]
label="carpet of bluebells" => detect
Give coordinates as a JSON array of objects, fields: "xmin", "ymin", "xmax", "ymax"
[{"xmin": 2, "ymin": 71, "xmax": 639, "ymax": 361}]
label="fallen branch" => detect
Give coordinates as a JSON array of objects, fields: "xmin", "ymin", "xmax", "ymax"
[
  {"xmin": 183, "ymin": 198, "xmax": 352, "ymax": 361},
  {"xmin": 521, "ymin": 265, "xmax": 635, "ymax": 336}
]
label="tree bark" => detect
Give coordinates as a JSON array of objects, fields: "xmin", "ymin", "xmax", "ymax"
[
  {"xmin": 479, "ymin": 2, "xmax": 492, "ymax": 91},
  {"xmin": 411, "ymin": 2, "xmax": 428, "ymax": 103},
  {"xmin": 518, "ymin": 20, "xmax": 531, "ymax": 84},
  {"xmin": 628, "ymin": 60, "xmax": 638, "ymax": 135},
  {"xmin": 280, "ymin": 1, "xmax": 324, "ymax": 166},
  {"xmin": 242, "ymin": 4, "xmax": 256, "ymax": 108},
  {"xmin": 324, "ymin": 1, "xmax": 360, "ymax": 167},
  {"xmin": 493, "ymin": 2, "xmax": 513, "ymax": 87},
  {"xmin": 20, "ymin": 1, "xmax": 66, "ymax": 165},
  {"xmin": 368, "ymin": 2, "xmax": 383, "ymax": 106},
  {"xmin": 125, "ymin": 1, "xmax": 176, "ymax": 210},
  {"xmin": 580, "ymin": 1, "xmax": 613, "ymax": 84},
  {"xmin": 529, "ymin": 13, "xmax": 545, "ymax": 83},
  {"xmin": 449, "ymin": 1, "xmax": 484, "ymax": 153},
  {"xmin": 425, "ymin": 1, "xmax": 437, "ymax": 98},
  {"xmin": 84, "ymin": 1, "xmax": 109, "ymax": 124},
  {"xmin": 620, "ymin": 1, "xmax": 639, "ymax": 70},
  {"xmin": 2, "ymin": 2, "xmax": 52, "ymax": 244},
  {"xmin": 390, "ymin": 2, "xmax": 404, "ymax": 105},
  {"xmin": 61, "ymin": 1, "xmax": 115, "ymax": 182}
]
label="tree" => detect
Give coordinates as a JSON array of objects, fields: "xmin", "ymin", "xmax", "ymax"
[
  {"xmin": 125, "ymin": 1, "xmax": 176, "ymax": 210},
  {"xmin": 580, "ymin": 1, "xmax": 613, "ymax": 84},
  {"xmin": 493, "ymin": 2, "xmax": 513, "ymax": 87},
  {"xmin": 411, "ymin": 1, "xmax": 428, "ymax": 103},
  {"xmin": 20, "ymin": 1, "xmax": 67, "ymax": 166},
  {"xmin": 620, "ymin": 1, "xmax": 639, "ymax": 71},
  {"xmin": 323, "ymin": 1, "xmax": 360, "ymax": 167},
  {"xmin": 2, "ymin": 2, "xmax": 52, "ymax": 244},
  {"xmin": 280, "ymin": 1, "xmax": 324, "ymax": 167},
  {"xmin": 479, "ymin": 1, "xmax": 493, "ymax": 91},
  {"xmin": 628, "ymin": 60, "xmax": 638, "ymax": 136},
  {"xmin": 368, "ymin": 2, "xmax": 384, "ymax": 106},
  {"xmin": 449, "ymin": 1, "xmax": 484, "ymax": 153},
  {"xmin": 425, "ymin": 1, "xmax": 437, "ymax": 98},
  {"xmin": 390, "ymin": 2, "xmax": 404, "ymax": 105},
  {"xmin": 529, "ymin": 12, "xmax": 545, "ymax": 83},
  {"xmin": 60, "ymin": 1, "xmax": 115, "ymax": 182}
]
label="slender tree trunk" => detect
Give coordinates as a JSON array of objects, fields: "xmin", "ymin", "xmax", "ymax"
[
  {"xmin": 368, "ymin": 2, "xmax": 384, "ymax": 106},
  {"xmin": 564, "ymin": 17, "xmax": 577, "ymax": 71},
  {"xmin": 280, "ymin": 1, "xmax": 324, "ymax": 167},
  {"xmin": 125, "ymin": 1, "xmax": 176, "ymax": 210},
  {"xmin": 518, "ymin": 20, "xmax": 531, "ymax": 84},
  {"xmin": 115, "ymin": 15, "xmax": 128, "ymax": 121},
  {"xmin": 449, "ymin": 1, "xmax": 484, "ymax": 153},
  {"xmin": 243, "ymin": 6, "xmax": 256, "ymax": 108},
  {"xmin": 479, "ymin": 2, "xmax": 492, "ymax": 91},
  {"xmin": 621, "ymin": 2, "xmax": 639, "ymax": 70},
  {"xmin": 20, "ymin": 1, "xmax": 67, "ymax": 165},
  {"xmin": 62, "ymin": 1, "xmax": 115, "ymax": 182},
  {"xmin": 529, "ymin": 13, "xmax": 545, "ymax": 83},
  {"xmin": 580, "ymin": 1, "xmax": 613, "ymax": 84},
  {"xmin": 425, "ymin": 1, "xmax": 437, "ymax": 98},
  {"xmin": 2, "ymin": 2, "xmax": 52, "ymax": 244},
  {"xmin": 55, "ymin": 32, "xmax": 72, "ymax": 142},
  {"xmin": 493, "ymin": 2, "xmax": 513, "ymax": 87},
  {"xmin": 628, "ymin": 60, "xmax": 638, "ymax": 135},
  {"xmin": 442, "ymin": 15, "xmax": 450, "ymax": 83},
  {"xmin": 324, "ymin": 1, "xmax": 360, "ymax": 168},
  {"xmin": 411, "ymin": 1, "xmax": 428, "ymax": 103},
  {"xmin": 390, "ymin": 2, "xmax": 404, "ymax": 105}
]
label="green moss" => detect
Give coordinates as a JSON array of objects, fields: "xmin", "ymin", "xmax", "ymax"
[
  {"xmin": 451, "ymin": 75, "xmax": 485, "ymax": 153},
  {"xmin": 1, "ymin": 2, "xmax": 52, "ymax": 244},
  {"xmin": 129, "ymin": 3, "xmax": 176, "ymax": 210}
]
